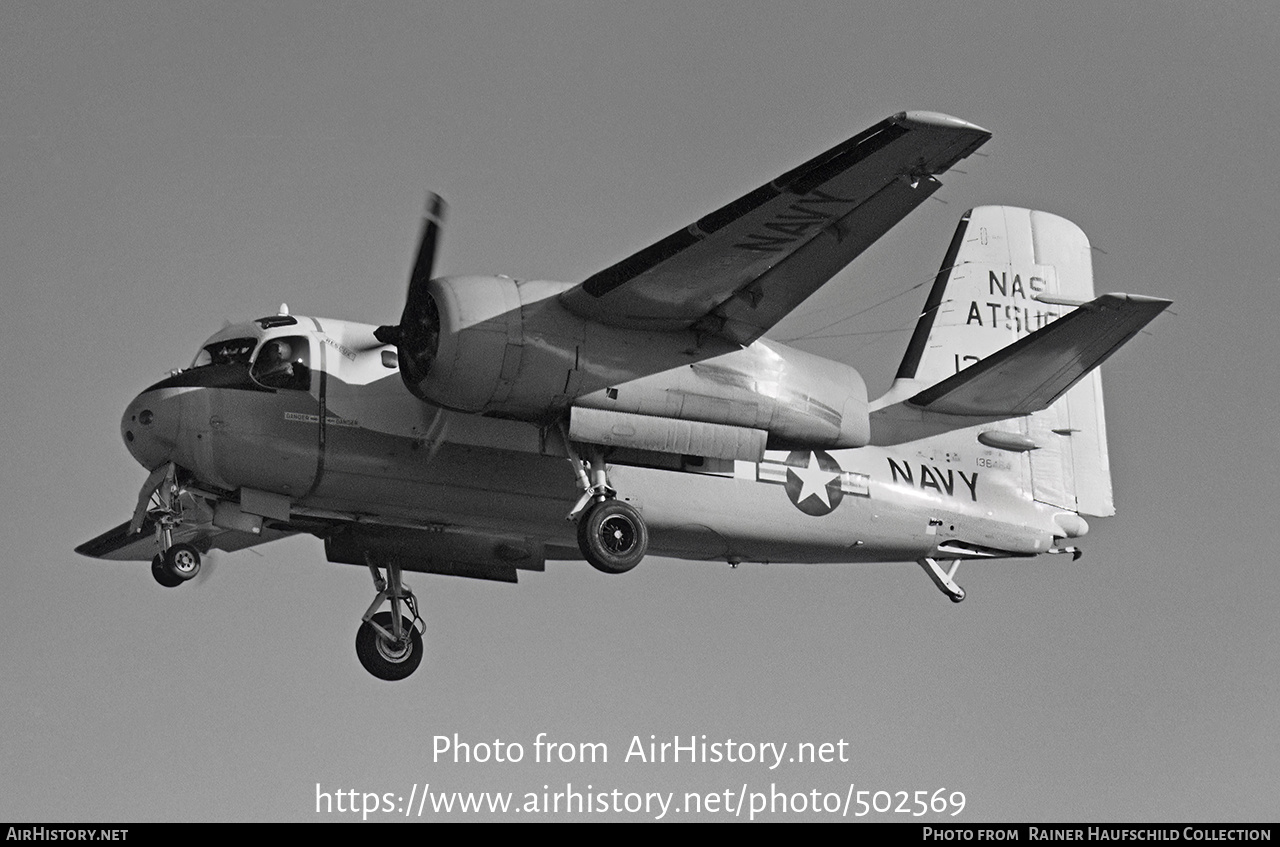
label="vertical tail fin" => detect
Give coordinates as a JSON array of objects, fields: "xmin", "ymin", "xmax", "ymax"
[
  {"xmin": 879, "ymin": 206, "xmax": 1165, "ymax": 517},
  {"xmin": 895, "ymin": 206, "xmax": 1095, "ymax": 384}
]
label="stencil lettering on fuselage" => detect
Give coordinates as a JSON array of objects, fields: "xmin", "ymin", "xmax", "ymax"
[
  {"xmin": 887, "ymin": 458, "xmax": 979, "ymax": 502},
  {"xmin": 283, "ymin": 411, "xmax": 360, "ymax": 428},
  {"xmin": 318, "ymin": 334, "xmax": 358, "ymax": 362},
  {"xmin": 758, "ymin": 450, "xmax": 870, "ymax": 516}
]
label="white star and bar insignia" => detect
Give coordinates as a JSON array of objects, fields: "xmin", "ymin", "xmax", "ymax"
[{"xmin": 755, "ymin": 450, "xmax": 870, "ymax": 516}]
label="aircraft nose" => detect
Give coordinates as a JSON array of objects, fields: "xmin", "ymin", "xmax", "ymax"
[{"xmin": 121, "ymin": 388, "xmax": 184, "ymax": 470}]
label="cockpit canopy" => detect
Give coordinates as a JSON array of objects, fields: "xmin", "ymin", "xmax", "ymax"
[{"xmin": 189, "ymin": 334, "xmax": 312, "ymax": 392}]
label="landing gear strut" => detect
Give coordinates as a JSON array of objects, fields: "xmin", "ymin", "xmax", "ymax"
[
  {"xmin": 356, "ymin": 554, "xmax": 424, "ymax": 680},
  {"xmin": 917, "ymin": 556, "xmax": 966, "ymax": 603},
  {"xmin": 559, "ymin": 425, "xmax": 649, "ymax": 574}
]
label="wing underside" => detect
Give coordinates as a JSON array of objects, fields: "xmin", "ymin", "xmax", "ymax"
[
  {"xmin": 78, "ymin": 513, "xmax": 548, "ymax": 584},
  {"xmin": 559, "ymin": 111, "xmax": 991, "ymax": 344},
  {"xmin": 75, "ymin": 517, "xmax": 296, "ymax": 562}
]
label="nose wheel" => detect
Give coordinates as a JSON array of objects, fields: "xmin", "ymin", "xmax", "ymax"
[
  {"xmin": 151, "ymin": 555, "xmax": 181, "ymax": 588},
  {"xmin": 357, "ymin": 554, "xmax": 424, "ymax": 680},
  {"xmin": 151, "ymin": 543, "xmax": 202, "ymax": 587}
]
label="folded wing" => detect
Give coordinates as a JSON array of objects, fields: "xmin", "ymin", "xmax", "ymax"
[{"xmin": 559, "ymin": 111, "xmax": 991, "ymax": 344}]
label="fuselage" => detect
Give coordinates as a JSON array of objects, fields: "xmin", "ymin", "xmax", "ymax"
[{"xmin": 121, "ymin": 310, "xmax": 1069, "ymax": 567}]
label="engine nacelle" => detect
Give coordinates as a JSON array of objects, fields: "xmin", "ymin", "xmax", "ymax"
[
  {"xmin": 398, "ymin": 275, "xmax": 729, "ymax": 420},
  {"xmin": 396, "ymin": 275, "xmax": 870, "ymax": 450},
  {"xmin": 573, "ymin": 340, "xmax": 870, "ymax": 450},
  {"xmin": 397, "ymin": 275, "xmax": 528, "ymax": 413}
]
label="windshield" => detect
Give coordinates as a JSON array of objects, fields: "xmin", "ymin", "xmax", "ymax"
[{"xmin": 190, "ymin": 337, "xmax": 257, "ymax": 369}]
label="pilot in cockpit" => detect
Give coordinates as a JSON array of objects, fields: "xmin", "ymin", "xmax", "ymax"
[
  {"xmin": 252, "ymin": 337, "xmax": 309, "ymax": 390},
  {"xmin": 257, "ymin": 339, "xmax": 295, "ymax": 378}
]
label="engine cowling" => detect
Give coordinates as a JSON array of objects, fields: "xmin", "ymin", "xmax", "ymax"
[
  {"xmin": 395, "ymin": 275, "xmax": 584, "ymax": 417},
  {"xmin": 394, "ymin": 275, "xmax": 870, "ymax": 451},
  {"xmin": 398, "ymin": 275, "xmax": 516, "ymax": 412}
]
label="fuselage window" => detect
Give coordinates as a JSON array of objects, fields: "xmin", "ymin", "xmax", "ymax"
[{"xmin": 251, "ymin": 336, "xmax": 311, "ymax": 391}]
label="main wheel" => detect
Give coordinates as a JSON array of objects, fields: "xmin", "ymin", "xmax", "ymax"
[
  {"xmin": 577, "ymin": 499, "xmax": 648, "ymax": 574},
  {"xmin": 161, "ymin": 543, "xmax": 201, "ymax": 581},
  {"xmin": 151, "ymin": 554, "xmax": 183, "ymax": 588},
  {"xmin": 355, "ymin": 612, "xmax": 423, "ymax": 681}
]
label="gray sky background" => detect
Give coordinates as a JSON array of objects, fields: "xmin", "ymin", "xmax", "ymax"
[{"xmin": 2, "ymin": 1, "xmax": 1277, "ymax": 822}]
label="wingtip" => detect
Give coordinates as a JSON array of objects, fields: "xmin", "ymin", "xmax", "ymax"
[
  {"xmin": 895, "ymin": 110, "xmax": 991, "ymax": 137},
  {"xmin": 1096, "ymin": 292, "xmax": 1174, "ymax": 309},
  {"xmin": 1121, "ymin": 292, "xmax": 1173, "ymax": 306}
]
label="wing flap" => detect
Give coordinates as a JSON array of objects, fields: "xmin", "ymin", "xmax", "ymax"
[
  {"xmin": 560, "ymin": 111, "xmax": 990, "ymax": 340},
  {"xmin": 908, "ymin": 293, "xmax": 1171, "ymax": 416}
]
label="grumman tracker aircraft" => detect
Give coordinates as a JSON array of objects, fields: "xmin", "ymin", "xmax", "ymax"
[{"xmin": 78, "ymin": 111, "xmax": 1170, "ymax": 680}]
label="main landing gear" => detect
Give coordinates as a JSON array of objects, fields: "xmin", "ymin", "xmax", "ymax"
[
  {"xmin": 561, "ymin": 429, "xmax": 649, "ymax": 574},
  {"xmin": 356, "ymin": 554, "xmax": 424, "ymax": 681}
]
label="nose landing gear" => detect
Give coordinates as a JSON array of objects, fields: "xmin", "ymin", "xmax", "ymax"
[{"xmin": 133, "ymin": 463, "xmax": 203, "ymax": 587}]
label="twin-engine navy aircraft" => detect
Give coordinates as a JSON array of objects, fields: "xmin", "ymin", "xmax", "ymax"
[{"xmin": 79, "ymin": 111, "xmax": 1170, "ymax": 680}]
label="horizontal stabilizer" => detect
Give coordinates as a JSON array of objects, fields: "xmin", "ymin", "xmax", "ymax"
[{"xmin": 907, "ymin": 293, "xmax": 1170, "ymax": 416}]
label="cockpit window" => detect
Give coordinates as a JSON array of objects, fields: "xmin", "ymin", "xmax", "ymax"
[
  {"xmin": 191, "ymin": 338, "xmax": 257, "ymax": 369},
  {"xmin": 251, "ymin": 336, "xmax": 311, "ymax": 391}
]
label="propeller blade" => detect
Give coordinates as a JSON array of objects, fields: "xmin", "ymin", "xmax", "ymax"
[
  {"xmin": 410, "ymin": 192, "xmax": 447, "ymax": 298},
  {"xmin": 375, "ymin": 193, "xmax": 447, "ymax": 346}
]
